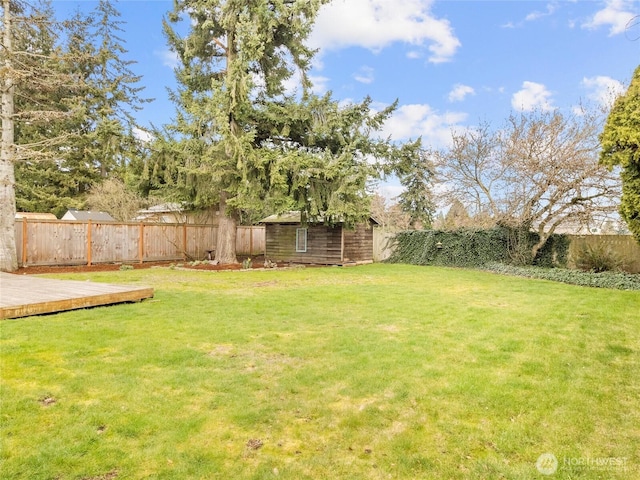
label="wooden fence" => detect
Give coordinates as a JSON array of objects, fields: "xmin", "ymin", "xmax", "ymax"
[
  {"xmin": 373, "ymin": 229, "xmax": 396, "ymax": 262},
  {"xmin": 567, "ymin": 234, "xmax": 640, "ymax": 274},
  {"xmin": 14, "ymin": 219, "xmax": 265, "ymax": 267}
]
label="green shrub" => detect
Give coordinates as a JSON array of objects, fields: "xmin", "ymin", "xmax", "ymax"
[
  {"xmin": 575, "ymin": 244, "xmax": 625, "ymax": 273},
  {"xmin": 119, "ymin": 264, "xmax": 134, "ymax": 271}
]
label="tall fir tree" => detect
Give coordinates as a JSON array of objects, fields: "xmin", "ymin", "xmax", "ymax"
[
  {"xmin": 163, "ymin": 0, "xmax": 329, "ymax": 263},
  {"xmin": 1, "ymin": 0, "xmax": 148, "ymax": 270},
  {"xmin": 2, "ymin": 0, "xmax": 88, "ymax": 270},
  {"xmin": 13, "ymin": 0, "xmax": 149, "ymax": 216},
  {"xmin": 162, "ymin": 0, "xmax": 427, "ymax": 263},
  {"xmin": 83, "ymin": 0, "xmax": 149, "ymax": 178},
  {"xmin": 13, "ymin": 5, "xmax": 95, "ymax": 216}
]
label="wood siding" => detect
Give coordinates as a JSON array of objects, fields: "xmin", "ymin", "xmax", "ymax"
[
  {"xmin": 343, "ymin": 222, "xmax": 375, "ymax": 263},
  {"xmin": 265, "ymin": 221, "xmax": 375, "ymax": 264},
  {"xmin": 265, "ymin": 224, "xmax": 343, "ymax": 264}
]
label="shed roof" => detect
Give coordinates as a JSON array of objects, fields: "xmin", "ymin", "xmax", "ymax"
[
  {"xmin": 261, "ymin": 212, "xmax": 303, "ymax": 224},
  {"xmin": 260, "ymin": 211, "xmax": 379, "ymax": 225}
]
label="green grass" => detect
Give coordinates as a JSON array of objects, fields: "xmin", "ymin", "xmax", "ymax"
[{"xmin": 1, "ymin": 264, "xmax": 639, "ymax": 479}]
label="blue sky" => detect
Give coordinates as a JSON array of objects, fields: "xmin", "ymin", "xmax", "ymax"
[{"xmin": 54, "ymin": 0, "xmax": 639, "ymax": 198}]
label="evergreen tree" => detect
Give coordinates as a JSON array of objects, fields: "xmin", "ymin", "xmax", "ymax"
[
  {"xmin": 394, "ymin": 148, "xmax": 436, "ymax": 228},
  {"xmin": 1, "ymin": 0, "xmax": 88, "ymax": 271},
  {"xmin": 163, "ymin": 0, "xmax": 427, "ymax": 263},
  {"xmin": 82, "ymin": 0, "xmax": 150, "ymax": 178},
  {"xmin": 600, "ymin": 65, "xmax": 640, "ymax": 243},
  {"xmin": 1, "ymin": 0, "xmax": 148, "ymax": 271},
  {"xmin": 163, "ymin": 0, "xmax": 322, "ymax": 263},
  {"xmin": 13, "ymin": 0, "xmax": 149, "ymax": 216},
  {"xmin": 13, "ymin": 6, "xmax": 96, "ymax": 216}
]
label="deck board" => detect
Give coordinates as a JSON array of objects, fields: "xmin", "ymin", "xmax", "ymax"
[{"xmin": 0, "ymin": 273, "xmax": 154, "ymax": 319}]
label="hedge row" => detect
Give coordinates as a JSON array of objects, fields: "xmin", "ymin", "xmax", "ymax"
[{"xmin": 386, "ymin": 227, "xmax": 569, "ymax": 268}]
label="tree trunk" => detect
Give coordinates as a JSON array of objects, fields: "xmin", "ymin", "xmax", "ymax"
[
  {"xmin": 215, "ymin": 191, "xmax": 238, "ymax": 264},
  {"xmin": 0, "ymin": 0, "xmax": 18, "ymax": 272},
  {"xmin": 530, "ymin": 233, "xmax": 549, "ymax": 263}
]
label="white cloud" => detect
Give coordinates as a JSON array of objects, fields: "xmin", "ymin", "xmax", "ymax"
[
  {"xmin": 353, "ymin": 66, "xmax": 375, "ymax": 84},
  {"xmin": 581, "ymin": 75, "xmax": 626, "ymax": 108},
  {"xmin": 448, "ymin": 84, "xmax": 475, "ymax": 102},
  {"xmin": 276, "ymin": 70, "xmax": 330, "ymax": 97},
  {"xmin": 582, "ymin": 0, "xmax": 637, "ymax": 36},
  {"xmin": 156, "ymin": 49, "xmax": 179, "ymax": 69},
  {"xmin": 376, "ymin": 184, "xmax": 405, "ymax": 202},
  {"xmin": 309, "ymin": 75, "xmax": 331, "ymax": 95},
  {"xmin": 524, "ymin": 3, "xmax": 559, "ymax": 22},
  {"xmin": 309, "ymin": 0, "xmax": 461, "ymax": 63},
  {"xmin": 502, "ymin": 2, "xmax": 559, "ymax": 28},
  {"xmin": 378, "ymin": 103, "xmax": 467, "ymax": 148},
  {"xmin": 133, "ymin": 127, "xmax": 153, "ymax": 144},
  {"xmin": 511, "ymin": 81, "xmax": 554, "ymax": 112}
]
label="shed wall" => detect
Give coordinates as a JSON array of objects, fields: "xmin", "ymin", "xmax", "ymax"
[
  {"xmin": 343, "ymin": 222, "xmax": 375, "ymax": 263},
  {"xmin": 265, "ymin": 224, "xmax": 343, "ymax": 264}
]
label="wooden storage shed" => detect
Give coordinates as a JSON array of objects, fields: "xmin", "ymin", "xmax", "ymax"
[{"xmin": 261, "ymin": 212, "xmax": 379, "ymax": 265}]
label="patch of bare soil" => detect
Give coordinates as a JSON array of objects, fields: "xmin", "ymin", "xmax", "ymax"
[{"xmin": 16, "ymin": 255, "xmax": 288, "ymax": 275}]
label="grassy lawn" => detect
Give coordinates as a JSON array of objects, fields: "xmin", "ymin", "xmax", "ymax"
[{"xmin": 1, "ymin": 264, "xmax": 639, "ymax": 479}]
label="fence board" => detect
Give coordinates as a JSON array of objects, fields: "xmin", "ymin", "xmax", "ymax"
[
  {"xmin": 20, "ymin": 221, "xmax": 88, "ymax": 266},
  {"xmin": 373, "ymin": 229, "xmax": 396, "ymax": 262},
  {"xmin": 186, "ymin": 225, "xmax": 217, "ymax": 261},
  {"xmin": 142, "ymin": 224, "xmax": 184, "ymax": 261},
  {"xmin": 236, "ymin": 226, "xmax": 266, "ymax": 257},
  {"xmin": 91, "ymin": 223, "xmax": 140, "ymax": 263}
]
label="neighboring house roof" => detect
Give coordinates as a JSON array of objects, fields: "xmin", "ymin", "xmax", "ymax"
[
  {"xmin": 133, "ymin": 203, "xmax": 186, "ymax": 222},
  {"xmin": 260, "ymin": 211, "xmax": 379, "ymax": 225},
  {"xmin": 61, "ymin": 209, "xmax": 116, "ymax": 222},
  {"xmin": 15, "ymin": 212, "xmax": 57, "ymax": 220},
  {"xmin": 137, "ymin": 203, "xmax": 185, "ymax": 214}
]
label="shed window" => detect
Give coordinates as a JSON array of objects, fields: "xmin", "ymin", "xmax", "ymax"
[{"xmin": 296, "ymin": 228, "xmax": 308, "ymax": 252}]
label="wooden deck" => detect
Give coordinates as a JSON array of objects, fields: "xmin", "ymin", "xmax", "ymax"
[{"xmin": 0, "ymin": 273, "xmax": 154, "ymax": 320}]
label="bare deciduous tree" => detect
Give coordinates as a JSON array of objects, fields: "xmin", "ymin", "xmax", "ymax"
[
  {"xmin": 436, "ymin": 109, "xmax": 620, "ymax": 261},
  {"xmin": 370, "ymin": 193, "xmax": 411, "ymax": 231},
  {"xmin": 86, "ymin": 178, "xmax": 148, "ymax": 222}
]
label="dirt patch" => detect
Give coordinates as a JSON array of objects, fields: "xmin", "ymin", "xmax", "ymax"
[
  {"xmin": 16, "ymin": 255, "xmax": 288, "ymax": 275},
  {"xmin": 39, "ymin": 396, "xmax": 56, "ymax": 407},
  {"xmin": 246, "ymin": 439, "xmax": 264, "ymax": 450},
  {"xmin": 17, "ymin": 262, "xmax": 174, "ymax": 275}
]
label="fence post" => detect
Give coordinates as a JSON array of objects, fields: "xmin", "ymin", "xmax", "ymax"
[
  {"xmin": 139, "ymin": 223, "xmax": 144, "ymax": 263},
  {"xmin": 250, "ymin": 226, "xmax": 253, "ymax": 256},
  {"xmin": 87, "ymin": 220, "xmax": 92, "ymax": 266},
  {"xmin": 183, "ymin": 223, "xmax": 187, "ymax": 261},
  {"xmin": 21, "ymin": 218, "xmax": 27, "ymax": 266}
]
